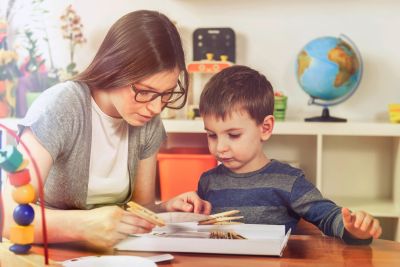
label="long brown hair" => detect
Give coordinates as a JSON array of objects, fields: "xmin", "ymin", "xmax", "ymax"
[
  {"xmin": 200, "ymin": 65, "xmax": 274, "ymax": 124},
  {"xmin": 75, "ymin": 10, "xmax": 188, "ymax": 105}
]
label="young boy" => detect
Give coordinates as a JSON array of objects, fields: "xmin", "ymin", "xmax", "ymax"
[{"xmin": 197, "ymin": 65, "xmax": 382, "ymax": 244}]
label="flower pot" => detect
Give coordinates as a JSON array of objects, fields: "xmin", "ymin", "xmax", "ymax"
[{"xmin": 0, "ymin": 99, "xmax": 10, "ymax": 117}]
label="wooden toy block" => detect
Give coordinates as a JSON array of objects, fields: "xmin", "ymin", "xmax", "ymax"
[
  {"xmin": 10, "ymin": 225, "xmax": 34, "ymax": 245},
  {"xmin": 0, "ymin": 145, "xmax": 24, "ymax": 172},
  {"xmin": 15, "ymin": 159, "xmax": 29, "ymax": 172},
  {"xmin": 8, "ymin": 168, "xmax": 31, "ymax": 186}
]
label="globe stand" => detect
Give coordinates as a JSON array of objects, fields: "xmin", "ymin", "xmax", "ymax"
[{"xmin": 305, "ymin": 107, "xmax": 347, "ymax": 122}]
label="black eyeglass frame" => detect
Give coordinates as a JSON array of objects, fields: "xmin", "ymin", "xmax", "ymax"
[{"xmin": 130, "ymin": 80, "xmax": 187, "ymax": 109}]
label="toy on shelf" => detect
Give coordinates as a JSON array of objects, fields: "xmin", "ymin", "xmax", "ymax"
[
  {"xmin": 186, "ymin": 53, "xmax": 234, "ymax": 120},
  {"xmin": 183, "ymin": 27, "xmax": 236, "ymax": 120},
  {"xmin": 193, "ymin": 27, "xmax": 236, "ymax": 63},
  {"xmin": 388, "ymin": 104, "xmax": 400, "ymax": 123},
  {"xmin": 274, "ymin": 91, "xmax": 288, "ymax": 121},
  {"xmin": 188, "ymin": 53, "xmax": 233, "ymax": 74},
  {"xmin": 0, "ymin": 124, "xmax": 49, "ymax": 264}
]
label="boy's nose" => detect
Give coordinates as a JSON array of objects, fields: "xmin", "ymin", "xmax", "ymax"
[{"xmin": 216, "ymin": 140, "xmax": 229, "ymax": 154}]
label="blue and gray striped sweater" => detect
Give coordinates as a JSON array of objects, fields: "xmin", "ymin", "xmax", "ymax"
[{"xmin": 197, "ymin": 160, "xmax": 371, "ymax": 244}]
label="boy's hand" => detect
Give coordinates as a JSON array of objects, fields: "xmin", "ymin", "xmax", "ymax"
[
  {"xmin": 163, "ymin": 191, "xmax": 212, "ymax": 214},
  {"xmin": 342, "ymin": 207, "xmax": 382, "ymax": 239}
]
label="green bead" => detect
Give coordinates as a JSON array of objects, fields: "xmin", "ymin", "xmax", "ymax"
[{"xmin": 0, "ymin": 145, "xmax": 23, "ymax": 173}]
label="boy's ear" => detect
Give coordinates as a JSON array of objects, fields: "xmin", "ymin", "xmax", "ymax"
[{"xmin": 259, "ymin": 115, "xmax": 274, "ymax": 141}]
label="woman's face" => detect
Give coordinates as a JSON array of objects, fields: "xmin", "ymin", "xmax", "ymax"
[{"xmin": 110, "ymin": 68, "xmax": 181, "ymax": 126}]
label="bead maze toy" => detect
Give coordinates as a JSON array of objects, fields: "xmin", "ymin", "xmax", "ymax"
[
  {"xmin": 186, "ymin": 53, "xmax": 233, "ymax": 120},
  {"xmin": 0, "ymin": 123, "xmax": 49, "ymax": 265}
]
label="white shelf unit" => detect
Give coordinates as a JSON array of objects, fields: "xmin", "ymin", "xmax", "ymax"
[
  {"xmin": 1, "ymin": 118, "xmax": 399, "ymax": 241},
  {"xmin": 163, "ymin": 119, "xmax": 400, "ymax": 242}
]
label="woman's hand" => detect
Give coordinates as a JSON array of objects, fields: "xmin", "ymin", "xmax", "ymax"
[
  {"xmin": 80, "ymin": 206, "xmax": 155, "ymax": 248},
  {"xmin": 163, "ymin": 191, "xmax": 212, "ymax": 214},
  {"xmin": 342, "ymin": 207, "xmax": 382, "ymax": 240}
]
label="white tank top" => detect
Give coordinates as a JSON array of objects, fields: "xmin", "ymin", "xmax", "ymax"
[{"xmin": 86, "ymin": 97, "xmax": 130, "ymax": 205}]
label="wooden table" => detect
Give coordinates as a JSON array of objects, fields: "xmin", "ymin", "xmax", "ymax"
[{"xmin": 1, "ymin": 235, "xmax": 400, "ymax": 266}]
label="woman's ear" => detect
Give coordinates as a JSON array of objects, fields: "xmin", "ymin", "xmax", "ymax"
[{"xmin": 260, "ymin": 115, "xmax": 274, "ymax": 141}]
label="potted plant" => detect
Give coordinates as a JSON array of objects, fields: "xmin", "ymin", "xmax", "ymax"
[{"xmin": 0, "ymin": 20, "xmax": 20, "ymax": 117}]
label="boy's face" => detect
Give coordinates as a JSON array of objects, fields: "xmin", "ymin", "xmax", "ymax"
[{"xmin": 203, "ymin": 109, "xmax": 274, "ymax": 174}]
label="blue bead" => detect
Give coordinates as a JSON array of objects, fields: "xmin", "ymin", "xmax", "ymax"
[
  {"xmin": 9, "ymin": 244, "xmax": 32, "ymax": 254},
  {"xmin": 13, "ymin": 204, "xmax": 35, "ymax": 226}
]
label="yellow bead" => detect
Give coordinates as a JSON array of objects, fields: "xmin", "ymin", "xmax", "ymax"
[
  {"xmin": 12, "ymin": 184, "xmax": 36, "ymax": 204},
  {"xmin": 10, "ymin": 225, "xmax": 34, "ymax": 245}
]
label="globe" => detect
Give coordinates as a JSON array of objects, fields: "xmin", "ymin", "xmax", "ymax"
[{"xmin": 295, "ymin": 35, "xmax": 363, "ymax": 122}]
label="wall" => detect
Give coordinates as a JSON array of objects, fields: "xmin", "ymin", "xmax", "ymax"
[{"xmin": 17, "ymin": 0, "xmax": 400, "ymax": 121}]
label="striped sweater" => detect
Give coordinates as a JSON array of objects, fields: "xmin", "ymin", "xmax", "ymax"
[{"xmin": 197, "ymin": 160, "xmax": 371, "ymax": 244}]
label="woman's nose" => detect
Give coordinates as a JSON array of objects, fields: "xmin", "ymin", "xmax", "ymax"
[{"xmin": 147, "ymin": 96, "xmax": 164, "ymax": 114}]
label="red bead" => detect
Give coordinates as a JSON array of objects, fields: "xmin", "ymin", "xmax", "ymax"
[{"xmin": 8, "ymin": 169, "xmax": 31, "ymax": 187}]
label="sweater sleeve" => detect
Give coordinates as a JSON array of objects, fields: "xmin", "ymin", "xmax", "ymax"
[
  {"xmin": 290, "ymin": 175, "xmax": 372, "ymax": 245},
  {"xmin": 18, "ymin": 82, "xmax": 85, "ymax": 162},
  {"xmin": 139, "ymin": 115, "xmax": 167, "ymax": 159},
  {"xmin": 197, "ymin": 173, "xmax": 208, "ymax": 199}
]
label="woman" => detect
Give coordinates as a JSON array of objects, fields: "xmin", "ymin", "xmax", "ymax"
[{"xmin": 4, "ymin": 10, "xmax": 211, "ymax": 248}]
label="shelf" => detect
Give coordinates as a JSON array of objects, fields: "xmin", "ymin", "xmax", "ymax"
[
  {"xmin": 161, "ymin": 119, "xmax": 400, "ymax": 136},
  {"xmin": 2, "ymin": 118, "xmax": 398, "ymax": 136},
  {"xmin": 163, "ymin": 119, "xmax": 205, "ymax": 133}
]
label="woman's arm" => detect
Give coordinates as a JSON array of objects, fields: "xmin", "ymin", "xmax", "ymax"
[
  {"xmin": 3, "ymin": 128, "xmax": 154, "ymax": 248},
  {"xmin": 3, "ymin": 128, "xmax": 82, "ymax": 243},
  {"xmin": 131, "ymin": 153, "xmax": 158, "ymax": 205}
]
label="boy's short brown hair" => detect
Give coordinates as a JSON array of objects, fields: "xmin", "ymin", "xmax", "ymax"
[{"xmin": 199, "ymin": 65, "xmax": 274, "ymax": 124}]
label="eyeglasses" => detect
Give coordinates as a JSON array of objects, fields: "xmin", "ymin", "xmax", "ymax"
[{"xmin": 130, "ymin": 80, "xmax": 186, "ymax": 109}]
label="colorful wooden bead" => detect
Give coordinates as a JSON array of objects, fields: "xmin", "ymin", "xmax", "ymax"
[
  {"xmin": 9, "ymin": 225, "xmax": 34, "ymax": 245},
  {"xmin": 9, "ymin": 244, "xmax": 32, "ymax": 254},
  {"xmin": 12, "ymin": 184, "xmax": 36, "ymax": 204},
  {"xmin": 8, "ymin": 168, "xmax": 31, "ymax": 187},
  {"xmin": 15, "ymin": 159, "xmax": 29, "ymax": 172},
  {"xmin": 0, "ymin": 145, "xmax": 23, "ymax": 172},
  {"xmin": 13, "ymin": 204, "xmax": 35, "ymax": 226}
]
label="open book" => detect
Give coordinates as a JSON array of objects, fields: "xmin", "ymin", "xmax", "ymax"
[{"xmin": 115, "ymin": 223, "xmax": 291, "ymax": 256}]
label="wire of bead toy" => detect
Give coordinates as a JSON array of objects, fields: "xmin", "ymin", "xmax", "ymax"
[{"xmin": 0, "ymin": 123, "xmax": 49, "ymax": 265}]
